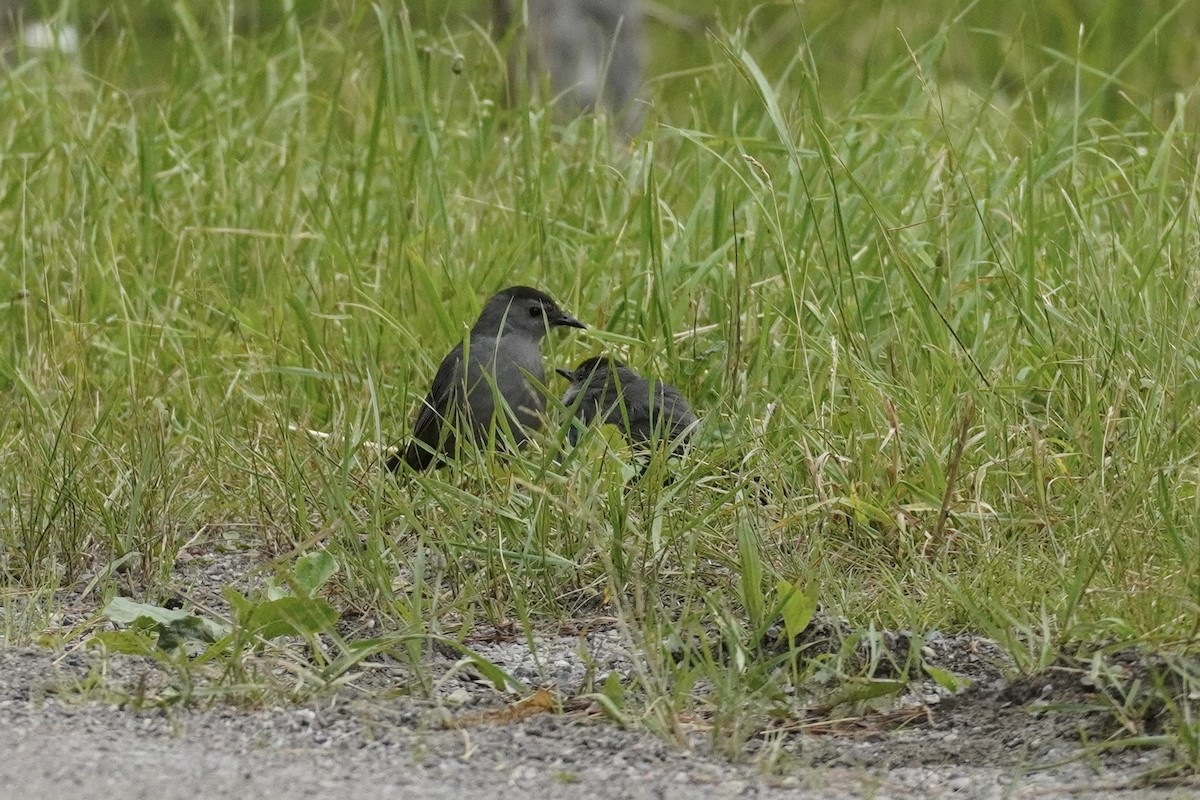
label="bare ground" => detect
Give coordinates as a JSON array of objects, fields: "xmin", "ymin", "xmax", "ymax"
[{"xmin": 2, "ymin": 538, "xmax": 1198, "ymax": 799}]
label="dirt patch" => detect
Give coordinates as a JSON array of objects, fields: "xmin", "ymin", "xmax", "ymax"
[
  {"xmin": 1, "ymin": 535, "xmax": 1196, "ymax": 799},
  {"xmin": 0, "ymin": 641, "xmax": 1194, "ymax": 800}
]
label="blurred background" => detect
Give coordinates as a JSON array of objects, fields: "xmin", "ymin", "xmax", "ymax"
[{"xmin": 4, "ymin": 0, "xmax": 1198, "ymax": 125}]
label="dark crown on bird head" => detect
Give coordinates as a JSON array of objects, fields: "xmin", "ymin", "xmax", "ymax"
[
  {"xmin": 494, "ymin": 286, "xmax": 558, "ymax": 306},
  {"xmin": 560, "ymin": 355, "xmax": 628, "ymax": 382}
]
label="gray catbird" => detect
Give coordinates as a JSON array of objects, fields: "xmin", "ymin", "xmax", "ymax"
[
  {"xmin": 393, "ymin": 286, "xmax": 585, "ymax": 471},
  {"xmin": 556, "ymin": 356, "xmax": 698, "ymax": 455}
]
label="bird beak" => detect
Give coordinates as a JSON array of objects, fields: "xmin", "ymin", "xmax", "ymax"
[
  {"xmin": 555, "ymin": 311, "xmax": 586, "ymax": 329},
  {"xmin": 555, "ymin": 367, "xmax": 574, "ymax": 380}
]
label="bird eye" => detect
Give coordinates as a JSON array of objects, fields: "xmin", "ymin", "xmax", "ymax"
[{"xmin": 528, "ymin": 306, "xmax": 543, "ymax": 318}]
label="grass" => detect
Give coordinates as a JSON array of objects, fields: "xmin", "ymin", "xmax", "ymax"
[{"xmin": 2, "ymin": 0, "xmax": 1200, "ymax": 774}]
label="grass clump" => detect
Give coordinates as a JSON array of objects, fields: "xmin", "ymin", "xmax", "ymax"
[{"xmin": 1, "ymin": 0, "xmax": 1199, "ymax": 775}]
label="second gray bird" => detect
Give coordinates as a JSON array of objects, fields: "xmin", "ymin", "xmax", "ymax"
[
  {"xmin": 394, "ymin": 286, "xmax": 585, "ymax": 471},
  {"xmin": 556, "ymin": 356, "xmax": 698, "ymax": 455}
]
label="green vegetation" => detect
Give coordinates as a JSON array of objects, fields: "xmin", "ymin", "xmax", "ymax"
[{"xmin": 2, "ymin": 0, "xmax": 1199, "ymax": 774}]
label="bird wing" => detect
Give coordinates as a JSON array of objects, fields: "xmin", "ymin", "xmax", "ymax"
[
  {"xmin": 404, "ymin": 342, "xmax": 465, "ymax": 468},
  {"xmin": 465, "ymin": 334, "xmax": 548, "ymax": 446},
  {"xmin": 619, "ymin": 381, "xmax": 697, "ymax": 450},
  {"xmin": 657, "ymin": 383, "xmax": 699, "ymax": 440}
]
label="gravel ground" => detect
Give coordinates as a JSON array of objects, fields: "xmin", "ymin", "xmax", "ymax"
[
  {"xmin": 2, "ymin": 539, "xmax": 1197, "ymax": 799},
  {"xmin": 1, "ymin": 643, "xmax": 1196, "ymax": 800}
]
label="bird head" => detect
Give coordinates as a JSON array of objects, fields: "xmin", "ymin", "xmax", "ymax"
[
  {"xmin": 478, "ymin": 286, "xmax": 586, "ymax": 338},
  {"xmin": 555, "ymin": 355, "xmax": 625, "ymax": 385}
]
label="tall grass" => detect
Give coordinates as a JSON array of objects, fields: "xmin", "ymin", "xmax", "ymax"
[{"xmin": 1, "ymin": 0, "xmax": 1199, "ymax": 768}]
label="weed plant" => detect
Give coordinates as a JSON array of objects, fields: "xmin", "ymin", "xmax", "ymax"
[{"xmin": 1, "ymin": 0, "xmax": 1199, "ymax": 770}]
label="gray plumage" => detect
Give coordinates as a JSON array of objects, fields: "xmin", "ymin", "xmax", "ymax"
[
  {"xmin": 493, "ymin": 0, "xmax": 645, "ymax": 136},
  {"xmin": 393, "ymin": 286, "xmax": 585, "ymax": 471},
  {"xmin": 556, "ymin": 356, "xmax": 698, "ymax": 455}
]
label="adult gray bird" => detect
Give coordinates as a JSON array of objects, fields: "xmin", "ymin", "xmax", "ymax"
[
  {"xmin": 556, "ymin": 356, "xmax": 698, "ymax": 455},
  {"xmin": 392, "ymin": 286, "xmax": 585, "ymax": 471}
]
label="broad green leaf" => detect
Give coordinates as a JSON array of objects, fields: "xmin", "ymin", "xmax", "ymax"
[
  {"xmin": 102, "ymin": 597, "xmax": 227, "ymax": 646},
  {"xmin": 294, "ymin": 551, "xmax": 337, "ymax": 597},
  {"xmin": 775, "ymin": 578, "xmax": 819, "ymax": 645},
  {"xmin": 262, "ymin": 578, "xmax": 290, "ymax": 602},
  {"xmin": 156, "ymin": 616, "xmax": 219, "ymax": 650},
  {"xmin": 89, "ymin": 629, "xmax": 159, "ymax": 656},
  {"xmin": 103, "ymin": 597, "xmax": 192, "ymax": 626},
  {"xmin": 245, "ymin": 596, "xmax": 338, "ymax": 639}
]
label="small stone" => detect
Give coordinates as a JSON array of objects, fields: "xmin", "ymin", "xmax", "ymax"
[{"xmin": 948, "ymin": 775, "xmax": 970, "ymax": 792}]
